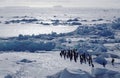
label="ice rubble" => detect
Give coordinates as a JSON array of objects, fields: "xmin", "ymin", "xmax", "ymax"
[
  {"xmin": 48, "ymin": 68, "xmax": 120, "ymax": 78},
  {"xmin": 47, "ymin": 68, "xmax": 92, "ymax": 78},
  {"xmin": 92, "ymin": 68, "xmax": 120, "ymax": 78}
]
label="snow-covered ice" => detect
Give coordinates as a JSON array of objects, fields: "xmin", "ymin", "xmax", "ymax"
[
  {"xmin": 0, "ymin": 51, "xmax": 120, "ymax": 78},
  {"xmin": 0, "ymin": 7, "xmax": 120, "ymax": 78}
]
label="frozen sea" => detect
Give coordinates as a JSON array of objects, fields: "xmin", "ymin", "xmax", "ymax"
[
  {"xmin": 0, "ymin": 7, "xmax": 120, "ymax": 78},
  {"xmin": 0, "ymin": 7, "xmax": 120, "ymax": 37}
]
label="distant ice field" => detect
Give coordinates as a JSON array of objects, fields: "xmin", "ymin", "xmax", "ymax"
[
  {"xmin": 0, "ymin": 24, "xmax": 78, "ymax": 37},
  {"xmin": 0, "ymin": 7, "xmax": 120, "ymax": 37}
]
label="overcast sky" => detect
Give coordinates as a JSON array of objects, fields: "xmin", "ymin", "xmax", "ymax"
[{"xmin": 0, "ymin": 0, "xmax": 120, "ymax": 8}]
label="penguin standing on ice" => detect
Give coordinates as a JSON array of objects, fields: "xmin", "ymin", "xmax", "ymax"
[{"xmin": 111, "ymin": 58, "xmax": 115, "ymax": 66}]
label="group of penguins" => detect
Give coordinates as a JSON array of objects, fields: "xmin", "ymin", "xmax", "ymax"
[
  {"xmin": 60, "ymin": 49, "xmax": 94, "ymax": 68},
  {"xmin": 60, "ymin": 49, "xmax": 115, "ymax": 68}
]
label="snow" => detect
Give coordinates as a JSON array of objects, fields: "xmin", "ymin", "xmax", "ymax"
[
  {"xmin": 59, "ymin": 68, "xmax": 91, "ymax": 78},
  {"xmin": 48, "ymin": 67, "xmax": 120, "ymax": 78},
  {"xmin": 0, "ymin": 51, "xmax": 91, "ymax": 78},
  {"xmin": 95, "ymin": 56, "xmax": 107, "ymax": 65},
  {"xmin": 0, "ymin": 24, "xmax": 78, "ymax": 37},
  {"xmin": 0, "ymin": 8, "xmax": 120, "ymax": 38},
  {"xmin": 48, "ymin": 68, "xmax": 92, "ymax": 78},
  {"xmin": 92, "ymin": 68, "xmax": 120, "ymax": 78},
  {"xmin": 0, "ymin": 7, "xmax": 120, "ymax": 78},
  {"xmin": 0, "ymin": 51, "xmax": 120, "ymax": 78}
]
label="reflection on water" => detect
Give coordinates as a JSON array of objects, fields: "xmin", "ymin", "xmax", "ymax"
[{"xmin": 0, "ymin": 24, "xmax": 78, "ymax": 37}]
